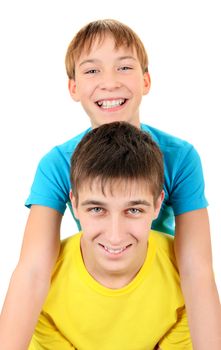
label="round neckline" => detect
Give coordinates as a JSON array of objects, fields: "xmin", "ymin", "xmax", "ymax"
[{"xmin": 74, "ymin": 232, "xmax": 157, "ymax": 296}]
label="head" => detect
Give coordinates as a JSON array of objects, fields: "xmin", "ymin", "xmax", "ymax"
[
  {"xmin": 70, "ymin": 122, "xmax": 164, "ymax": 288},
  {"xmin": 66, "ymin": 19, "xmax": 151, "ymax": 128},
  {"xmin": 65, "ymin": 19, "xmax": 148, "ymax": 79}
]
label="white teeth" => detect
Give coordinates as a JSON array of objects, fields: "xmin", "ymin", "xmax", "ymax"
[
  {"xmin": 104, "ymin": 246, "xmax": 126, "ymax": 254},
  {"xmin": 99, "ymin": 243, "xmax": 131, "ymax": 254},
  {"xmin": 97, "ymin": 99, "xmax": 125, "ymax": 109}
]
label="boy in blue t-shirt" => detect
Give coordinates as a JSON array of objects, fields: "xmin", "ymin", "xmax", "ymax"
[{"xmin": 0, "ymin": 19, "xmax": 220, "ymax": 350}]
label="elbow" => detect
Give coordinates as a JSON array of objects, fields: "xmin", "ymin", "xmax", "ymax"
[{"xmin": 11, "ymin": 258, "xmax": 54, "ymax": 289}]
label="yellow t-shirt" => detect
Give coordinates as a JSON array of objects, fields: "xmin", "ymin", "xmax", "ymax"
[{"xmin": 29, "ymin": 230, "xmax": 192, "ymax": 350}]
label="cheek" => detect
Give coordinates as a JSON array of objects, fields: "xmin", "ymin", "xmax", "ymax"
[
  {"xmin": 74, "ymin": 81, "xmax": 89, "ymax": 98},
  {"xmin": 128, "ymin": 219, "xmax": 150, "ymax": 236},
  {"xmin": 81, "ymin": 227, "xmax": 97, "ymax": 243},
  {"xmin": 78, "ymin": 217, "xmax": 90, "ymax": 231},
  {"xmin": 80, "ymin": 78, "xmax": 97, "ymax": 93},
  {"xmin": 127, "ymin": 74, "xmax": 143, "ymax": 90},
  {"xmin": 79, "ymin": 216, "xmax": 103, "ymax": 237}
]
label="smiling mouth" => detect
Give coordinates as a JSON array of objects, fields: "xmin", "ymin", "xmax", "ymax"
[
  {"xmin": 98, "ymin": 243, "xmax": 132, "ymax": 254},
  {"xmin": 96, "ymin": 99, "xmax": 127, "ymax": 109}
]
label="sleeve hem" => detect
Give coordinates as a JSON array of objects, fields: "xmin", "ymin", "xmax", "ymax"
[
  {"xmin": 25, "ymin": 197, "xmax": 66, "ymax": 215},
  {"xmin": 173, "ymin": 199, "xmax": 208, "ymax": 216}
]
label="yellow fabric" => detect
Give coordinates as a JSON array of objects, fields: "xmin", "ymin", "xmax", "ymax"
[{"xmin": 29, "ymin": 230, "xmax": 192, "ymax": 350}]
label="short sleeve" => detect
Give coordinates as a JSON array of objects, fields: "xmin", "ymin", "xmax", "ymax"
[
  {"xmin": 152, "ymin": 144, "xmax": 208, "ymax": 235},
  {"xmin": 141, "ymin": 124, "xmax": 208, "ymax": 233},
  {"xmin": 168, "ymin": 145, "xmax": 208, "ymax": 216},
  {"xmin": 25, "ymin": 129, "xmax": 91, "ymax": 215},
  {"xmin": 158, "ymin": 307, "xmax": 193, "ymax": 350},
  {"xmin": 25, "ymin": 146, "xmax": 71, "ymax": 214}
]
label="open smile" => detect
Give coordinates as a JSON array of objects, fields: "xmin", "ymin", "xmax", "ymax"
[
  {"xmin": 96, "ymin": 98, "xmax": 127, "ymax": 109},
  {"xmin": 98, "ymin": 243, "xmax": 132, "ymax": 255}
]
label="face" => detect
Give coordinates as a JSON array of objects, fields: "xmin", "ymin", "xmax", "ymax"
[
  {"xmin": 71, "ymin": 180, "xmax": 163, "ymax": 288},
  {"xmin": 69, "ymin": 35, "xmax": 150, "ymax": 128}
]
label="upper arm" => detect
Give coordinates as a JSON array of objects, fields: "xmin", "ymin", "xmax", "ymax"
[
  {"xmin": 19, "ymin": 205, "xmax": 62, "ymax": 279},
  {"xmin": 174, "ymin": 208, "xmax": 213, "ymax": 276},
  {"xmin": 174, "ymin": 209, "xmax": 221, "ymax": 350}
]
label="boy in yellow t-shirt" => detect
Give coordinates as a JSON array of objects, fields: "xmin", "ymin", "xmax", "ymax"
[{"xmin": 29, "ymin": 122, "xmax": 192, "ymax": 350}]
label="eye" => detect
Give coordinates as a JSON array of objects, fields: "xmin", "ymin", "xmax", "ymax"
[
  {"xmin": 118, "ymin": 66, "xmax": 133, "ymax": 71},
  {"xmin": 88, "ymin": 207, "xmax": 104, "ymax": 214},
  {"xmin": 85, "ymin": 69, "xmax": 99, "ymax": 74},
  {"xmin": 126, "ymin": 208, "xmax": 143, "ymax": 215}
]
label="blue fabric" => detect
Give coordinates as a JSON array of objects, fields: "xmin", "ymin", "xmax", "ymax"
[{"xmin": 25, "ymin": 124, "xmax": 208, "ymax": 235}]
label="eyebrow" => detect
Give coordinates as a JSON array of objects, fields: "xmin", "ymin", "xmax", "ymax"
[
  {"xmin": 80, "ymin": 199, "xmax": 151, "ymax": 207},
  {"xmin": 128, "ymin": 200, "xmax": 151, "ymax": 207},
  {"xmin": 81, "ymin": 200, "xmax": 106, "ymax": 206},
  {"xmin": 79, "ymin": 56, "xmax": 137, "ymax": 67}
]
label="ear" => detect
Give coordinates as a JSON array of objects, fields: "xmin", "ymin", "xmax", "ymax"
[
  {"xmin": 153, "ymin": 190, "xmax": 164, "ymax": 219},
  {"xmin": 143, "ymin": 72, "xmax": 151, "ymax": 95},
  {"xmin": 69, "ymin": 189, "xmax": 79, "ymax": 219},
  {"xmin": 68, "ymin": 79, "xmax": 80, "ymax": 102}
]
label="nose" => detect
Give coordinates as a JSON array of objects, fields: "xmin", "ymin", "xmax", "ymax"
[
  {"xmin": 106, "ymin": 215, "xmax": 125, "ymax": 246},
  {"xmin": 98, "ymin": 71, "xmax": 122, "ymax": 91}
]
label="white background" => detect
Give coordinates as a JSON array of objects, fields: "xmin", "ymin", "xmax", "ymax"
[{"xmin": 0, "ymin": 0, "xmax": 220, "ymax": 308}]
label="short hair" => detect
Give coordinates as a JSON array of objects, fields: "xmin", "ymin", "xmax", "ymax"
[
  {"xmin": 71, "ymin": 122, "xmax": 164, "ymax": 205},
  {"xmin": 65, "ymin": 19, "xmax": 148, "ymax": 79}
]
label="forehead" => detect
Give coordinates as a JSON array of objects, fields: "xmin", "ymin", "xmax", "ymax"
[
  {"xmin": 77, "ymin": 34, "xmax": 137, "ymax": 63},
  {"xmin": 77, "ymin": 178, "xmax": 153, "ymax": 201}
]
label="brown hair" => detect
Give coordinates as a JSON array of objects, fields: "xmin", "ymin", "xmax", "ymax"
[
  {"xmin": 71, "ymin": 122, "xmax": 163, "ymax": 205},
  {"xmin": 65, "ymin": 19, "xmax": 148, "ymax": 79}
]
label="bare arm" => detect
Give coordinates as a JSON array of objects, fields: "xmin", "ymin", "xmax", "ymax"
[
  {"xmin": 0, "ymin": 205, "xmax": 62, "ymax": 350},
  {"xmin": 175, "ymin": 208, "xmax": 221, "ymax": 350}
]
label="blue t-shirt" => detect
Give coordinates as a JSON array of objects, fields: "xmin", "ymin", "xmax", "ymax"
[{"xmin": 25, "ymin": 124, "xmax": 208, "ymax": 235}]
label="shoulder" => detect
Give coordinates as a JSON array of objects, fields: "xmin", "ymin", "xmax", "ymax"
[
  {"xmin": 141, "ymin": 123, "xmax": 193, "ymax": 153},
  {"xmin": 150, "ymin": 229, "xmax": 174, "ymax": 247},
  {"xmin": 52, "ymin": 233, "xmax": 81, "ymax": 273},
  {"xmin": 149, "ymin": 230, "xmax": 176, "ymax": 264},
  {"xmin": 59, "ymin": 233, "xmax": 81, "ymax": 259},
  {"xmin": 56, "ymin": 128, "xmax": 91, "ymax": 154},
  {"xmin": 40, "ymin": 128, "xmax": 91, "ymax": 165},
  {"xmin": 148, "ymin": 231, "xmax": 182, "ymax": 296},
  {"xmin": 141, "ymin": 123, "xmax": 201, "ymax": 172}
]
